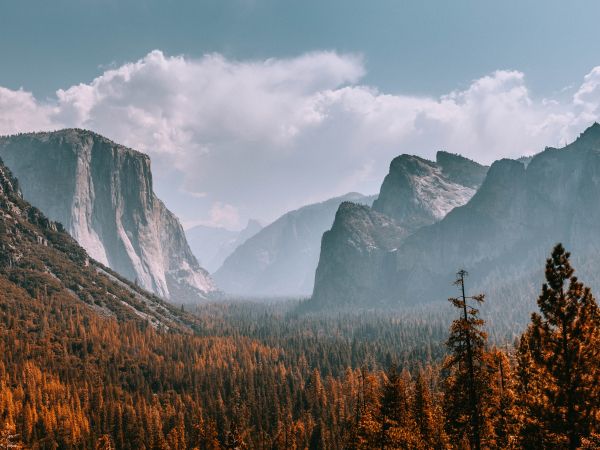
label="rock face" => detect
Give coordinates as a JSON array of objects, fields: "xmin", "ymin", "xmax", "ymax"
[
  {"xmin": 0, "ymin": 129, "xmax": 216, "ymax": 303},
  {"xmin": 372, "ymin": 152, "xmax": 485, "ymax": 231},
  {"xmin": 214, "ymin": 193, "xmax": 376, "ymax": 297},
  {"xmin": 310, "ymin": 151, "xmax": 489, "ymax": 308},
  {"xmin": 311, "ymin": 202, "xmax": 408, "ymax": 308},
  {"xmin": 186, "ymin": 220, "xmax": 262, "ymax": 273},
  {"xmin": 310, "ymin": 123, "xmax": 600, "ymax": 312},
  {"xmin": 0, "ymin": 156, "xmax": 193, "ymax": 329}
]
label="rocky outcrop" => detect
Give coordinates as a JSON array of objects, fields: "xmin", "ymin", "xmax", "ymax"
[
  {"xmin": 311, "ymin": 202, "xmax": 408, "ymax": 308},
  {"xmin": 0, "ymin": 129, "xmax": 215, "ymax": 303},
  {"xmin": 214, "ymin": 193, "xmax": 376, "ymax": 297},
  {"xmin": 372, "ymin": 152, "xmax": 484, "ymax": 231}
]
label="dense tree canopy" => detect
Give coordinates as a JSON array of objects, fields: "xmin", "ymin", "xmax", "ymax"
[{"xmin": 0, "ymin": 244, "xmax": 598, "ymax": 448}]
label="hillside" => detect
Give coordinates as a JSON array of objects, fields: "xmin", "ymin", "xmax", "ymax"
[{"xmin": 0, "ymin": 156, "xmax": 191, "ymax": 329}]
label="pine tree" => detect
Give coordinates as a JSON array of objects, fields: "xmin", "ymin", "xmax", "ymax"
[
  {"xmin": 517, "ymin": 244, "xmax": 600, "ymax": 449},
  {"xmin": 489, "ymin": 349, "xmax": 518, "ymax": 448},
  {"xmin": 378, "ymin": 365, "xmax": 423, "ymax": 449},
  {"xmin": 192, "ymin": 415, "xmax": 220, "ymax": 450},
  {"xmin": 413, "ymin": 371, "xmax": 435, "ymax": 448},
  {"xmin": 355, "ymin": 371, "xmax": 382, "ymax": 449},
  {"xmin": 379, "ymin": 364, "xmax": 402, "ymax": 449},
  {"xmin": 443, "ymin": 269, "xmax": 492, "ymax": 450}
]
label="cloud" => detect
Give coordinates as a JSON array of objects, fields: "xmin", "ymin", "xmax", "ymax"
[
  {"xmin": 0, "ymin": 50, "xmax": 599, "ymax": 227},
  {"xmin": 204, "ymin": 202, "xmax": 241, "ymax": 230},
  {"xmin": 574, "ymin": 66, "xmax": 600, "ymax": 116},
  {"xmin": 182, "ymin": 201, "xmax": 241, "ymax": 230},
  {"xmin": 0, "ymin": 87, "xmax": 56, "ymax": 135}
]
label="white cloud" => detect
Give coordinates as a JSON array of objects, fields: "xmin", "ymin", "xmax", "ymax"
[
  {"xmin": 574, "ymin": 66, "xmax": 600, "ymax": 115},
  {"xmin": 0, "ymin": 50, "xmax": 599, "ymax": 226},
  {"xmin": 191, "ymin": 201, "xmax": 240, "ymax": 230},
  {"xmin": 0, "ymin": 87, "xmax": 56, "ymax": 135}
]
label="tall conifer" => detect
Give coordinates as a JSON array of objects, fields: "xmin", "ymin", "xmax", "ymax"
[
  {"xmin": 517, "ymin": 244, "xmax": 600, "ymax": 449},
  {"xmin": 443, "ymin": 270, "xmax": 492, "ymax": 450}
]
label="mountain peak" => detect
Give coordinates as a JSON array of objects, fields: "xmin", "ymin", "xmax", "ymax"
[
  {"xmin": 389, "ymin": 154, "xmax": 434, "ymax": 173},
  {"xmin": 584, "ymin": 121, "xmax": 600, "ymax": 134},
  {"xmin": 244, "ymin": 219, "xmax": 262, "ymax": 230},
  {"xmin": 372, "ymin": 150, "xmax": 485, "ymax": 229},
  {"xmin": 436, "ymin": 150, "xmax": 488, "ymax": 188},
  {"xmin": 572, "ymin": 122, "xmax": 600, "ymax": 148}
]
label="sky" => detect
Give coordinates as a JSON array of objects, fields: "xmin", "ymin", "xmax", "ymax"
[{"xmin": 1, "ymin": 0, "xmax": 600, "ymax": 229}]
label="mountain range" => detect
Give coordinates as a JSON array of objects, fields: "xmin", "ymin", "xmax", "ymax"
[
  {"xmin": 0, "ymin": 129, "xmax": 216, "ymax": 303},
  {"xmin": 309, "ymin": 123, "xmax": 600, "ymax": 317},
  {"xmin": 4, "ymin": 124, "xmax": 600, "ymax": 311}
]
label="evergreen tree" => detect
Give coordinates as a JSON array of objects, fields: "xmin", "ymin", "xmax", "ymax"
[
  {"xmin": 443, "ymin": 270, "xmax": 492, "ymax": 450},
  {"xmin": 413, "ymin": 371, "xmax": 435, "ymax": 448},
  {"xmin": 192, "ymin": 415, "xmax": 220, "ymax": 450},
  {"xmin": 355, "ymin": 372, "xmax": 382, "ymax": 449},
  {"xmin": 378, "ymin": 364, "xmax": 410, "ymax": 449},
  {"xmin": 489, "ymin": 349, "xmax": 518, "ymax": 448},
  {"xmin": 517, "ymin": 244, "xmax": 600, "ymax": 449}
]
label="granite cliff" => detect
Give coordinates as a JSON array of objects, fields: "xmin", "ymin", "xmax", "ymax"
[{"xmin": 0, "ymin": 129, "xmax": 216, "ymax": 303}]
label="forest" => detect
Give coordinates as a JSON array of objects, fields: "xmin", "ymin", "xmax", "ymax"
[{"xmin": 0, "ymin": 243, "xmax": 599, "ymax": 449}]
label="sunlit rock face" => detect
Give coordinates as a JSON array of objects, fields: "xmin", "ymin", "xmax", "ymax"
[
  {"xmin": 0, "ymin": 129, "xmax": 216, "ymax": 303},
  {"xmin": 372, "ymin": 151, "xmax": 487, "ymax": 231}
]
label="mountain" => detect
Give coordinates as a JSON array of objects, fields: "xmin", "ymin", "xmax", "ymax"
[
  {"xmin": 0, "ymin": 129, "xmax": 216, "ymax": 303},
  {"xmin": 387, "ymin": 123, "xmax": 600, "ymax": 306},
  {"xmin": 371, "ymin": 152, "xmax": 486, "ymax": 231},
  {"xmin": 310, "ymin": 123, "xmax": 600, "ymax": 314},
  {"xmin": 311, "ymin": 151, "xmax": 489, "ymax": 308},
  {"xmin": 310, "ymin": 202, "xmax": 409, "ymax": 308},
  {"xmin": 214, "ymin": 192, "xmax": 376, "ymax": 297},
  {"xmin": 186, "ymin": 219, "xmax": 262, "ymax": 273},
  {"xmin": 0, "ymin": 156, "xmax": 193, "ymax": 329}
]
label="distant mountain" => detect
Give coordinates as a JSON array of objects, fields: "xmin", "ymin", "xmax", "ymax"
[
  {"xmin": 186, "ymin": 220, "xmax": 262, "ymax": 273},
  {"xmin": 310, "ymin": 123, "xmax": 600, "ymax": 315},
  {"xmin": 0, "ymin": 129, "xmax": 216, "ymax": 303},
  {"xmin": 214, "ymin": 193, "xmax": 376, "ymax": 297},
  {"xmin": 0, "ymin": 156, "xmax": 192, "ymax": 329},
  {"xmin": 311, "ymin": 151, "xmax": 489, "ymax": 308}
]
